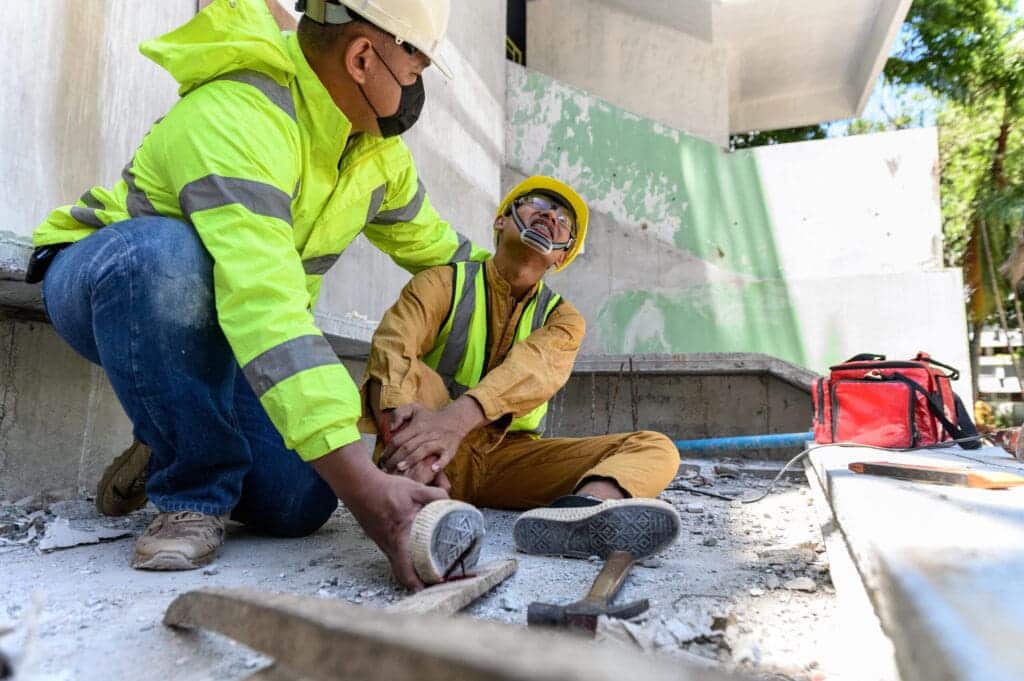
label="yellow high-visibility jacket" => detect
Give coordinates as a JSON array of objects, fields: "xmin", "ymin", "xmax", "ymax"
[
  {"xmin": 31, "ymin": 0, "xmax": 488, "ymax": 461},
  {"xmin": 423, "ymin": 260, "xmax": 562, "ymax": 436}
]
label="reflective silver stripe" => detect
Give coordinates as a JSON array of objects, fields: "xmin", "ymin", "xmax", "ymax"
[
  {"xmin": 365, "ymin": 185, "xmax": 386, "ymax": 225},
  {"xmin": 531, "ymin": 285, "xmax": 559, "ymax": 331},
  {"xmin": 302, "ymin": 254, "xmax": 340, "ymax": 276},
  {"xmin": 242, "ymin": 334, "xmax": 338, "ymax": 397},
  {"xmin": 123, "ymin": 162, "xmax": 161, "ymax": 218},
  {"xmin": 449, "ymin": 233, "xmax": 473, "ymax": 263},
  {"xmin": 80, "ymin": 191, "xmax": 103, "ymax": 209},
  {"xmin": 70, "ymin": 203, "xmax": 104, "ymax": 228},
  {"xmin": 180, "ymin": 175, "xmax": 292, "ymax": 225},
  {"xmin": 214, "ymin": 70, "xmax": 296, "ymax": 121},
  {"xmin": 450, "ymin": 382, "xmax": 469, "ymax": 399},
  {"xmin": 372, "ymin": 180, "xmax": 425, "ymax": 225},
  {"xmin": 436, "ymin": 261, "xmax": 481, "ymax": 387}
]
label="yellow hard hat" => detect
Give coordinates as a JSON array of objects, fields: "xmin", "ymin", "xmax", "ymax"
[
  {"xmin": 496, "ymin": 176, "xmax": 589, "ymax": 271},
  {"xmin": 299, "ymin": 0, "xmax": 453, "ymax": 79}
]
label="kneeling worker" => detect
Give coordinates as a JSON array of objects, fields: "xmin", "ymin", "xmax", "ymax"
[{"xmin": 364, "ymin": 176, "xmax": 681, "ymax": 581}]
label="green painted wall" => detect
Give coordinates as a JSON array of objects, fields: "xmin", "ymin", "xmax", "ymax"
[{"xmin": 507, "ymin": 66, "xmax": 808, "ymax": 366}]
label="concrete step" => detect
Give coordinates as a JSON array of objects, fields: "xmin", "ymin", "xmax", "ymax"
[{"xmin": 809, "ymin": 444, "xmax": 1024, "ymax": 681}]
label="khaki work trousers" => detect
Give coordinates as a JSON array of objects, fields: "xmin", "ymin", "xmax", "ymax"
[
  {"xmin": 371, "ymin": 364, "xmax": 680, "ymax": 510},
  {"xmin": 443, "ymin": 429, "xmax": 681, "ymax": 510}
]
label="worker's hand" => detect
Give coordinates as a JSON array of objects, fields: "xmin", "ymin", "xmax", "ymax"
[
  {"xmin": 380, "ymin": 397, "xmax": 486, "ymax": 476},
  {"xmin": 310, "ymin": 441, "xmax": 448, "ymax": 591},
  {"xmin": 399, "ymin": 454, "xmax": 452, "ymax": 493},
  {"xmin": 348, "ymin": 471, "xmax": 448, "ymax": 590}
]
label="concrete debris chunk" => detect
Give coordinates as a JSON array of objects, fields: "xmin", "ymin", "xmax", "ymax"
[
  {"xmin": 765, "ymin": 574, "xmax": 781, "ymax": 590},
  {"xmin": 37, "ymin": 518, "xmax": 132, "ymax": 552},
  {"xmin": 757, "ymin": 545, "xmax": 816, "ymax": 567},
  {"xmin": 713, "ymin": 464, "xmax": 740, "ymax": 478},
  {"xmin": 664, "ymin": 607, "xmax": 715, "ymax": 644},
  {"xmin": 47, "ymin": 500, "xmax": 100, "ymax": 521},
  {"xmin": 685, "ymin": 503, "xmax": 705, "ymax": 514},
  {"xmin": 783, "ymin": 577, "xmax": 817, "ymax": 592}
]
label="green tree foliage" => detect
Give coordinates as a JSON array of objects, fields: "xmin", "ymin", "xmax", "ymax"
[
  {"xmin": 728, "ymin": 125, "xmax": 826, "ymax": 151},
  {"xmin": 885, "ymin": 0, "xmax": 1024, "ymax": 327}
]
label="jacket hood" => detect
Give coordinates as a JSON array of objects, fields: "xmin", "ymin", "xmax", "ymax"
[{"xmin": 140, "ymin": 0, "xmax": 295, "ymax": 96}]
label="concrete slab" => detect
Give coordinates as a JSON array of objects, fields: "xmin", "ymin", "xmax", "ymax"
[{"xmin": 808, "ymin": 444, "xmax": 1024, "ymax": 681}]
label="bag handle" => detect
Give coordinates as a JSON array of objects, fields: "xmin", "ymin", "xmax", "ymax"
[
  {"xmin": 913, "ymin": 353, "xmax": 960, "ymax": 381},
  {"xmin": 888, "ymin": 373, "xmax": 966, "ymax": 442},
  {"xmin": 845, "ymin": 353, "xmax": 886, "ymax": 362}
]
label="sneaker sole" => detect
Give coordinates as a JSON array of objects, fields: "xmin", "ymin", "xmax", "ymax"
[
  {"xmin": 132, "ymin": 548, "xmax": 217, "ymax": 571},
  {"xmin": 96, "ymin": 442, "xmax": 151, "ymax": 517},
  {"xmin": 513, "ymin": 499, "xmax": 680, "ymax": 560},
  {"xmin": 410, "ymin": 500, "xmax": 485, "ymax": 584}
]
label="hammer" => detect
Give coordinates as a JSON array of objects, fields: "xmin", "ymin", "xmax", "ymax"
[{"xmin": 527, "ymin": 550, "xmax": 648, "ymax": 634}]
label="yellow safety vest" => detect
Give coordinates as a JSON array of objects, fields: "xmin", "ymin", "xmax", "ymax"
[
  {"xmin": 423, "ymin": 261, "xmax": 562, "ymax": 436},
  {"xmin": 30, "ymin": 0, "xmax": 488, "ymax": 461}
]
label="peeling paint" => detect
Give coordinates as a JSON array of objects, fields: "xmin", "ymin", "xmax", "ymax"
[{"xmin": 508, "ymin": 65, "xmax": 808, "ymax": 366}]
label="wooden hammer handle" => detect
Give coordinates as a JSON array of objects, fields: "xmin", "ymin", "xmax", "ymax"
[{"xmin": 582, "ymin": 551, "xmax": 635, "ymax": 606}]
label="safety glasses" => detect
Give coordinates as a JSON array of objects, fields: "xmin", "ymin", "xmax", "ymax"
[{"xmin": 514, "ymin": 193, "xmax": 576, "ymax": 239}]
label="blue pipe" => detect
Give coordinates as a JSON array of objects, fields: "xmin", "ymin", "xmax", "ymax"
[{"xmin": 673, "ymin": 431, "xmax": 813, "ymax": 453}]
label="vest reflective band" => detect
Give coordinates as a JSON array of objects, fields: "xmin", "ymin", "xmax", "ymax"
[{"xmin": 424, "ymin": 261, "xmax": 562, "ymax": 436}]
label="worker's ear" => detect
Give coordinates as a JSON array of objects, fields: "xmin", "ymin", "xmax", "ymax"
[
  {"xmin": 344, "ymin": 36, "xmax": 375, "ymax": 85},
  {"xmin": 550, "ymin": 249, "xmax": 567, "ymax": 269}
]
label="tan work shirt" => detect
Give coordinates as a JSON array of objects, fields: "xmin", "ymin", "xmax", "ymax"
[{"xmin": 361, "ymin": 258, "xmax": 585, "ymax": 450}]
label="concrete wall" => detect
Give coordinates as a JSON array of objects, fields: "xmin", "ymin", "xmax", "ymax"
[
  {"xmin": 0, "ymin": 2, "xmax": 194, "ymax": 238},
  {"xmin": 507, "ymin": 65, "xmax": 972, "ymax": 394},
  {"xmin": 546, "ymin": 355, "xmax": 814, "ymax": 460},
  {"xmin": 525, "ymin": 0, "xmax": 729, "ymax": 147}
]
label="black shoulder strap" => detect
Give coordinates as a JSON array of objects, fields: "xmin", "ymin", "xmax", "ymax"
[{"xmin": 889, "ymin": 373, "xmax": 976, "ymax": 445}]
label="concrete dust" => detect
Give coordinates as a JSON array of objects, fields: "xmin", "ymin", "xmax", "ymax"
[{"xmin": 0, "ymin": 466, "xmax": 842, "ymax": 681}]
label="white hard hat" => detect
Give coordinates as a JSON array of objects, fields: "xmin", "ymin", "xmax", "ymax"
[{"xmin": 298, "ymin": 0, "xmax": 452, "ymax": 79}]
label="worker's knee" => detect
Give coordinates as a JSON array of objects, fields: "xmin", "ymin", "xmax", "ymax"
[
  {"xmin": 630, "ymin": 430, "xmax": 680, "ymax": 488},
  {"xmin": 121, "ymin": 218, "xmax": 217, "ymax": 331}
]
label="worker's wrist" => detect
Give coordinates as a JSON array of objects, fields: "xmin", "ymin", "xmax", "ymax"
[
  {"xmin": 445, "ymin": 395, "xmax": 488, "ymax": 437},
  {"xmin": 310, "ymin": 440, "xmax": 383, "ymax": 503}
]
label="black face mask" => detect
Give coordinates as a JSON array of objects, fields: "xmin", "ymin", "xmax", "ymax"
[{"xmin": 358, "ymin": 46, "xmax": 425, "ymax": 138}]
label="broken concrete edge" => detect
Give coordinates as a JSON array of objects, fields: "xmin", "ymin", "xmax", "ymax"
[
  {"xmin": 801, "ymin": 458, "xmax": 900, "ymax": 681},
  {"xmin": 163, "ymin": 588, "xmax": 748, "ymax": 681},
  {"xmin": 874, "ymin": 552, "xmax": 1021, "ymax": 681},
  {"xmin": 570, "ymin": 353, "xmax": 818, "ymax": 393},
  {"xmin": 808, "ymin": 445, "xmax": 1024, "ymax": 681}
]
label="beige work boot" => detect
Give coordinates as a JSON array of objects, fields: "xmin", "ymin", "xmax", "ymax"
[
  {"xmin": 95, "ymin": 439, "xmax": 151, "ymax": 517},
  {"xmin": 513, "ymin": 497, "xmax": 680, "ymax": 560},
  {"xmin": 409, "ymin": 500, "xmax": 485, "ymax": 585},
  {"xmin": 131, "ymin": 511, "xmax": 225, "ymax": 571}
]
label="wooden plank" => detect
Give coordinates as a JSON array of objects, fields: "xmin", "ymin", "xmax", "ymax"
[
  {"xmin": 385, "ymin": 559, "xmax": 517, "ymax": 616},
  {"xmin": 165, "ymin": 588, "xmax": 744, "ymax": 681}
]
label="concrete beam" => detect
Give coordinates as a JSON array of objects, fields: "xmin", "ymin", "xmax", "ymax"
[{"xmin": 809, "ymin": 444, "xmax": 1024, "ymax": 680}]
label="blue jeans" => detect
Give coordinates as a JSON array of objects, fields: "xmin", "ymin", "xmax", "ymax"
[{"xmin": 42, "ymin": 217, "xmax": 338, "ymax": 536}]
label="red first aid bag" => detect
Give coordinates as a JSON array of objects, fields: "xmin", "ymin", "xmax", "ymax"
[{"xmin": 812, "ymin": 352, "xmax": 967, "ymax": 448}]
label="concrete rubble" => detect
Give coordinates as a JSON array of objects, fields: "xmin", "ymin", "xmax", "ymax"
[{"xmin": 0, "ymin": 464, "xmax": 843, "ymax": 681}]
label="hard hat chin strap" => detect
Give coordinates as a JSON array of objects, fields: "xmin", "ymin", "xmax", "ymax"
[{"xmin": 510, "ymin": 209, "xmax": 572, "ymax": 256}]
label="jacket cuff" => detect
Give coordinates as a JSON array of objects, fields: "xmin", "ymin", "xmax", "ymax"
[
  {"xmin": 294, "ymin": 424, "xmax": 363, "ymax": 462},
  {"xmin": 465, "ymin": 385, "xmax": 512, "ymax": 423}
]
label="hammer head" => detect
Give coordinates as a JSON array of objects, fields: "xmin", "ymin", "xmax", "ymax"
[{"xmin": 527, "ymin": 597, "xmax": 650, "ymax": 633}]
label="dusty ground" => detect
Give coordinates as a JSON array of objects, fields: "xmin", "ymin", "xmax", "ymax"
[{"xmin": 0, "ymin": 464, "xmax": 840, "ymax": 681}]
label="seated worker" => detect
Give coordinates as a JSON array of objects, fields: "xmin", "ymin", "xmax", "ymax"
[{"xmin": 364, "ymin": 176, "xmax": 681, "ymax": 579}]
